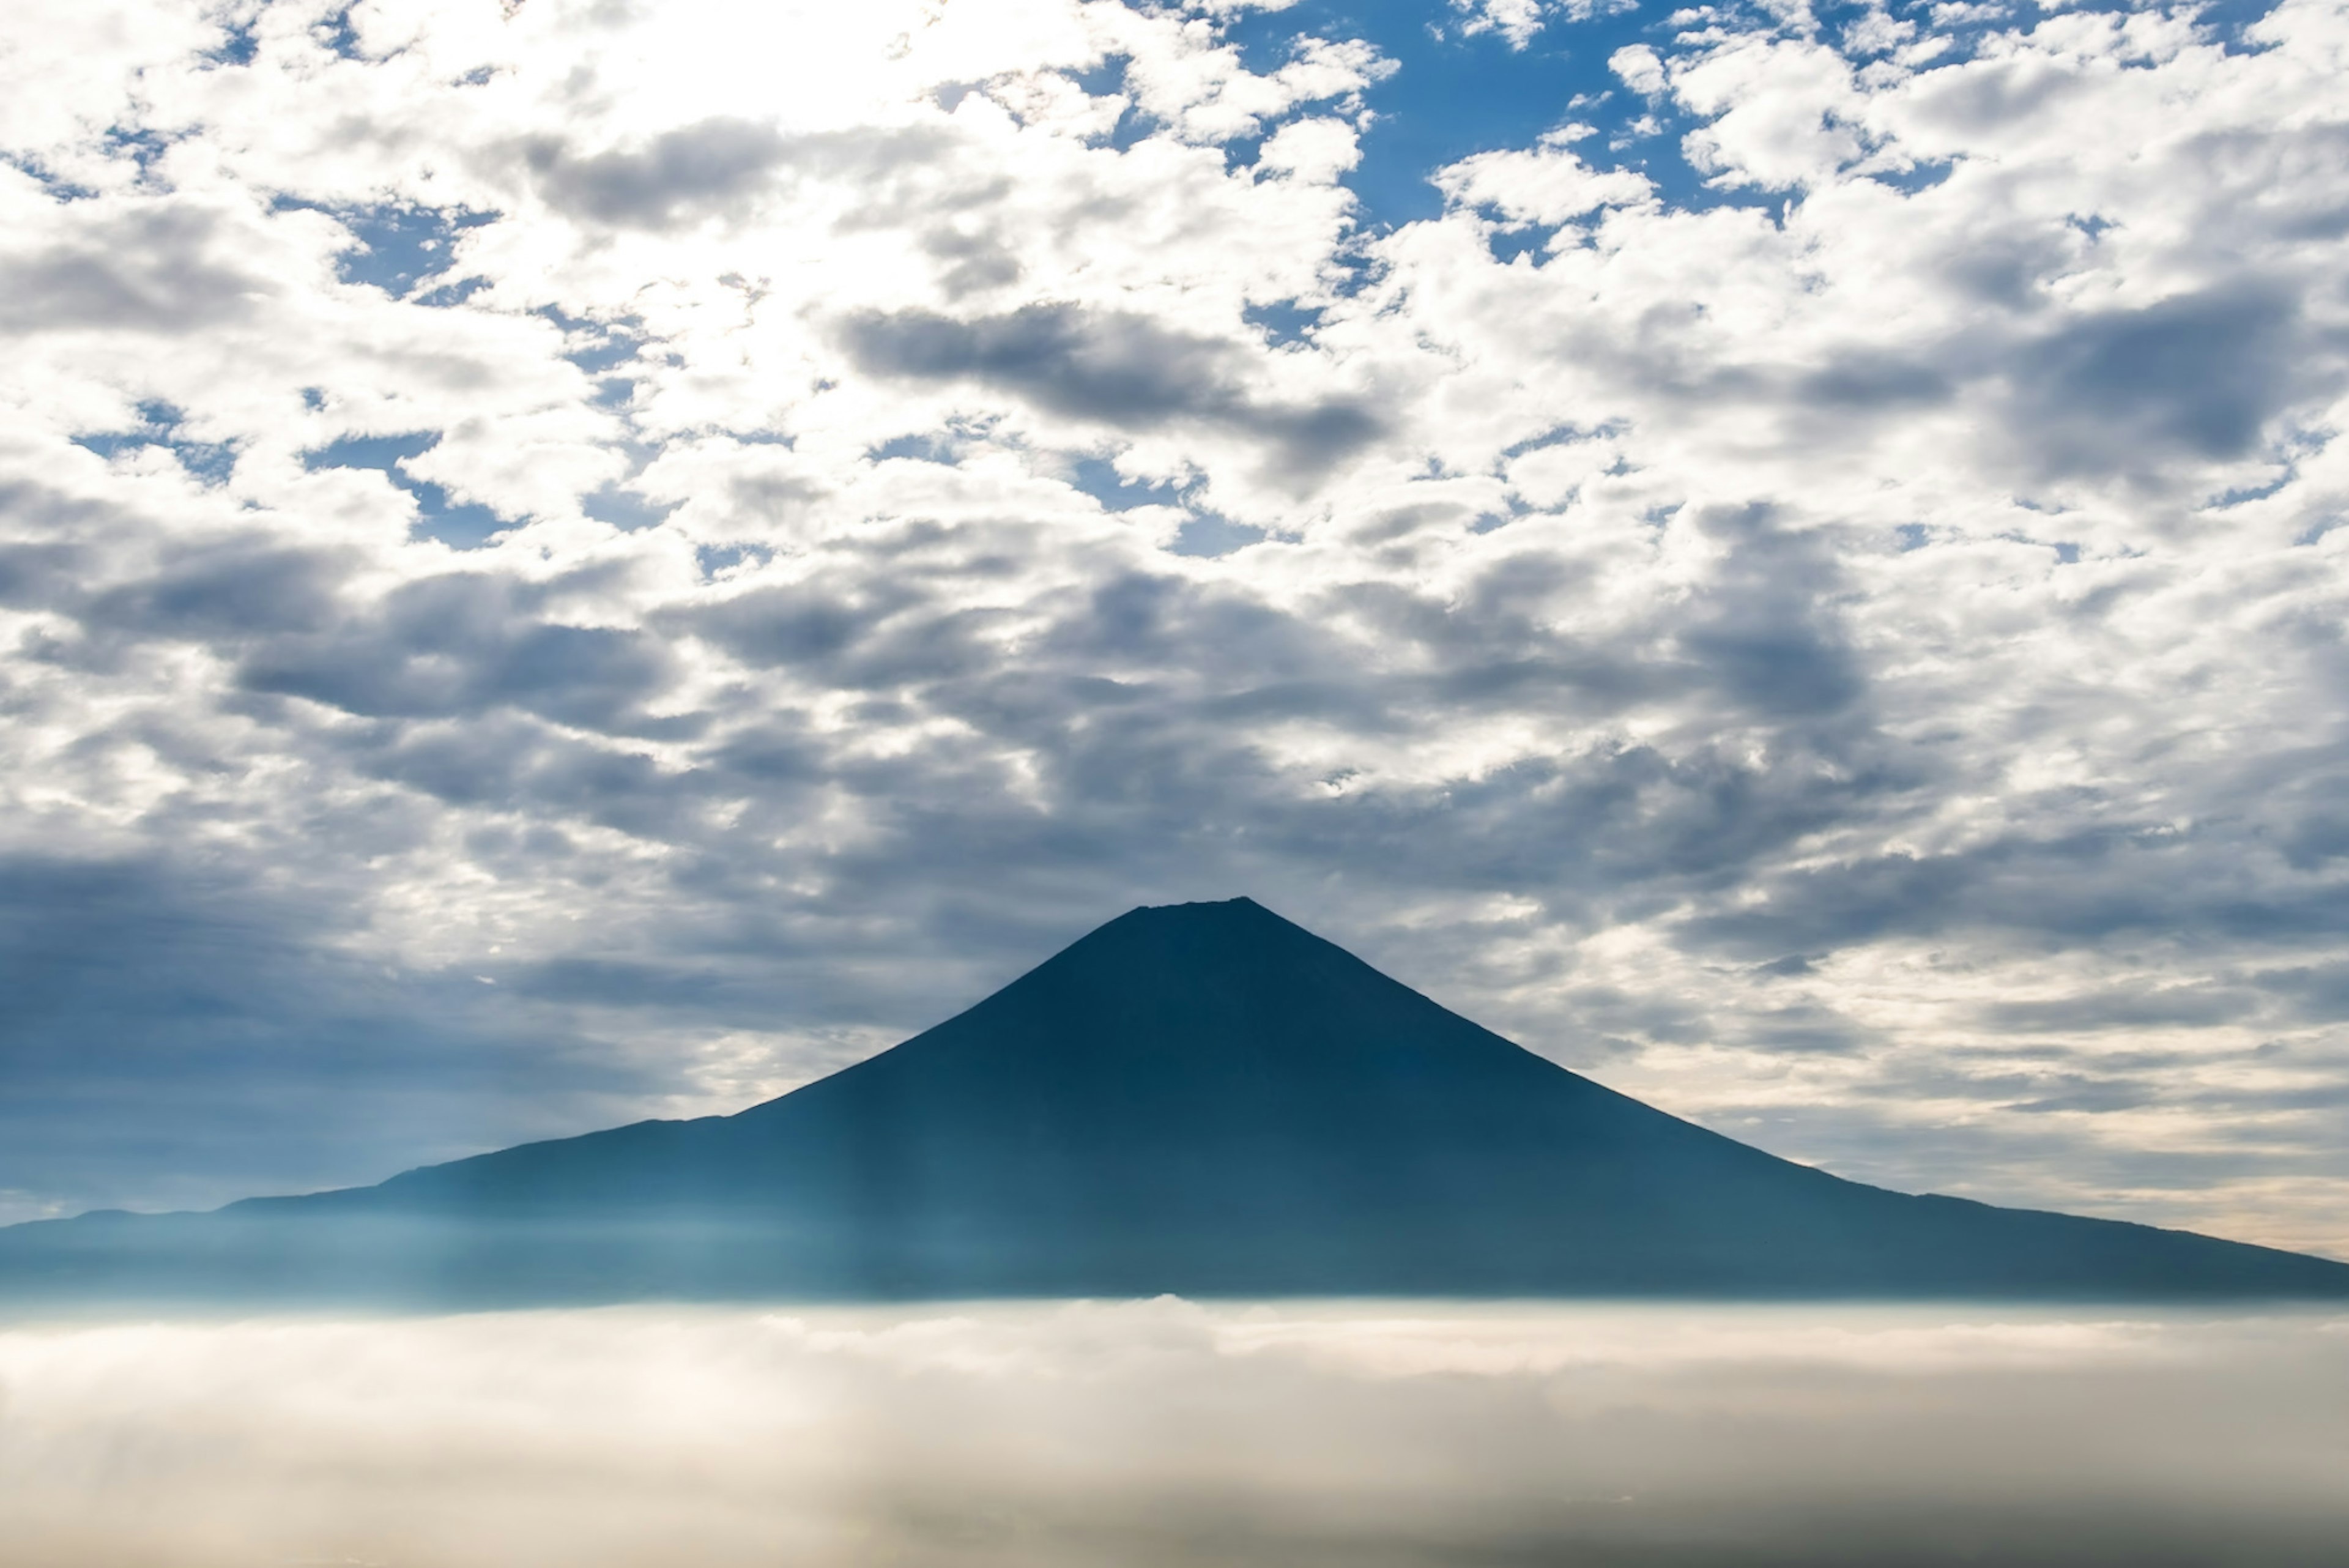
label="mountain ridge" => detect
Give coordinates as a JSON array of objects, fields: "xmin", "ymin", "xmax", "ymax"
[{"xmin": 5, "ymin": 896, "xmax": 2346, "ymax": 1307}]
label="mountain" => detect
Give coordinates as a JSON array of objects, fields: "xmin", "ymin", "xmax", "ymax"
[{"xmin": 5, "ymin": 897, "xmax": 2347, "ymax": 1307}]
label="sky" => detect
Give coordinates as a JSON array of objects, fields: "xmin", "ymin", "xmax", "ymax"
[
  {"xmin": 8, "ymin": 1301, "xmax": 2349, "ymax": 1564},
  {"xmin": 2, "ymin": 0, "xmax": 2348, "ymax": 1255}
]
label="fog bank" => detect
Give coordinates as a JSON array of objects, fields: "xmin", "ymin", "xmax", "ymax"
[{"xmin": 3, "ymin": 1301, "xmax": 2347, "ymax": 1566}]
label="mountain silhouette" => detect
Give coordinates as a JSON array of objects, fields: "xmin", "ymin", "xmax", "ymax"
[{"xmin": 5, "ymin": 897, "xmax": 2347, "ymax": 1306}]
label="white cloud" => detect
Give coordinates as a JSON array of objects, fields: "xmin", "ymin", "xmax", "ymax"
[
  {"xmin": 1434, "ymin": 128, "xmax": 1655, "ymax": 226},
  {"xmin": 1453, "ymin": 0, "xmax": 1557, "ymax": 49},
  {"xmin": 1609, "ymin": 42, "xmax": 1668, "ymax": 98},
  {"xmin": 1256, "ymin": 114, "xmax": 1360, "ymax": 182}
]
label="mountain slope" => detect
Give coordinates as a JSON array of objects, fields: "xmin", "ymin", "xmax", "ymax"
[{"xmin": 5, "ymin": 897, "xmax": 2347, "ymax": 1306}]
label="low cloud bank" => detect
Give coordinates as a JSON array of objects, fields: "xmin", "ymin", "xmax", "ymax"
[{"xmin": 2, "ymin": 1301, "xmax": 2346, "ymax": 1566}]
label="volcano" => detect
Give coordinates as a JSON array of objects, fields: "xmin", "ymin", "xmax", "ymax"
[{"xmin": 5, "ymin": 897, "xmax": 2346, "ymax": 1307}]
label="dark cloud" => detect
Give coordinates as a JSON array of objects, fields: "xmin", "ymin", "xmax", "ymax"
[
  {"xmin": 921, "ymin": 225, "xmax": 1022, "ymax": 296},
  {"xmin": 2252, "ymin": 962, "xmax": 2349, "ymax": 1024},
  {"xmin": 83, "ymin": 537, "xmax": 350, "ymax": 640},
  {"xmin": 839, "ymin": 303, "xmax": 1384, "ymax": 483},
  {"xmin": 1682, "ymin": 822, "xmax": 2349, "ymax": 963},
  {"xmin": 522, "ymin": 117, "xmax": 791, "ymax": 227},
  {"xmin": 519, "ymin": 121, "xmax": 954, "ymax": 229},
  {"xmin": 687, "ymin": 578, "xmax": 915, "ymax": 671},
  {"xmin": 0, "ymin": 537, "xmax": 87, "ymax": 609},
  {"xmin": 0, "ymin": 206, "xmax": 262, "ymax": 335},
  {"xmin": 2009, "ymin": 285, "xmax": 2329, "ymax": 477},
  {"xmin": 1794, "ymin": 353, "xmax": 1953, "ymax": 409},
  {"xmin": 1979, "ymin": 986, "xmax": 2260, "ymax": 1033},
  {"xmin": 1674, "ymin": 505, "xmax": 1867, "ymax": 721},
  {"xmin": 1937, "ymin": 225, "xmax": 2080, "ymax": 308},
  {"xmin": 0, "ymin": 497, "xmax": 354, "ymax": 648},
  {"xmin": 2003, "ymin": 1073, "xmax": 2163, "ymax": 1115},
  {"xmin": 239, "ymin": 572, "xmax": 683, "ymax": 734},
  {"xmin": 685, "ymin": 573, "xmax": 1010, "ymax": 693}
]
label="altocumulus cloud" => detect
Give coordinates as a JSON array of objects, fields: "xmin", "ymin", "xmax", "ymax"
[{"xmin": 1, "ymin": 0, "xmax": 2348, "ymax": 1261}]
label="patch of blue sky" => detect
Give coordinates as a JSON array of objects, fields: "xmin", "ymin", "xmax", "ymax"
[
  {"xmin": 538, "ymin": 307, "xmax": 653, "ymax": 408},
  {"xmin": 73, "ymin": 401, "xmax": 237, "ymax": 485},
  {"xmin": 414, "ymin": 274, "xmax": 492, "ymax": 308},
  {"xmin": 2292, "ymin": 513, "xmax": 2345, "ymax": 548},
  {"xmin": 1868, "ymin": 158, "xmax": 1956, "ymax": 195},
  {"xmin": 204, "ymin": 12, "xmax": 260, "ymax": 67},
  {"xmin": 1244, "ymin": 300, "xmax": 1324, "ymax": 346},
  {"xmin": 696, "ymin": 543, "xmax": 773, "ymax": 579},
  {"xmin": 303, "ymin": 431, "xmax": 507, "ymax": 549},
  {"xmin": 1503, "ymin": 420, "xmax": 1624, "ymax": 458},
  {"xmin": 3, "ymin": 154, "xmax": 97, "ymax": 202},
  {"xmin": 558, "ymin": 329, "xmax": 647, "ymax": 377},
  {"xmin": 2211, "ymin": 468, "xmax": 2295, "ymax": 509},
  {"xmin": 581, "ymin": 485, "xmax": 676, "ymax": 533},
  {"xmin": 1485, "ymin": 228, "xmax": 1551, "ymax": 265},
  {"xmin": 869, "ymin": 433, "xmax": 962, "ymax": 464},
  {"xmin": 1066, "ymin": 456, "xmax": 1185, "ymax": 511},
  {"xmin": 539, "ymin": 306, "xmax": 651, "ymax": 388},
  {"xmin": 333, "ymin": 204, "xmax": 495, "ymax": 299},
  {"xmin": 1066, "ymin": 53, "xmax": 1128, "ymax": 98},
  {"xmin": 1060, "ymin": 58, "xmax": 1159, "ymax": 152},
  {"xmin": 319, "ymin": 5, "xmax": 365, "ymax": 61},
  {"xmin": 1221, "ymin": 0, "xmax": 1706, "ymax": 226},
  {"xmin": 275, "ymin": 199, "xmax": 495, "ymax": 302},
  {"xmin": 1170, "ymin": 513, "xmax": 1272, "ymax": 557},
  {"xmin": 1061, "ymin": 457, "xmax": 1264, "ymax": 555},
  {"xmin": 100, "ymin": 126, "xmax": 180, "ymax": 181},
  {"xmin": 1469, "ymin": 499, "xmax": 1525, "ymax": 533}
]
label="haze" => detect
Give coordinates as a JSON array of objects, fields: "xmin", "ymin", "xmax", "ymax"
[{"xmin": 2, "ymin": 1301, "xmax": 2345, "ymax": 1567}]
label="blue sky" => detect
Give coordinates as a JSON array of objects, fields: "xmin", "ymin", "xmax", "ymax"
[
  {"xmin": 1228, "ymin": 0, "xmax": 1738, "ymax": 223},
  {"xmin": 4, "ymin": 0, "xmax": 2349, "ymax": 1256}
]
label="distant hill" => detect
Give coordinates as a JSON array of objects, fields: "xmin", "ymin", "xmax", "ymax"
[{"xmin": 6, "ymin": 897, "xmax": 2347, "ymax": 1308}]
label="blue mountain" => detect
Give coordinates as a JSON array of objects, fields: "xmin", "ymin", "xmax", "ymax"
[{"xmin": 6, "ymin": 897, "xmax": 2346, "ymax": 1306}]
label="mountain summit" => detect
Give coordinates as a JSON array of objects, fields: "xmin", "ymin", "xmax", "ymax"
[{"xmin": 7, "ymin": 897, "xmax": 2347, "ymax": 1306}]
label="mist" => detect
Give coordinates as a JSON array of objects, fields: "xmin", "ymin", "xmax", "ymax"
[{"xmin": 3, "ymin": 1301, "xmax": 2346, "ymax": 1566}]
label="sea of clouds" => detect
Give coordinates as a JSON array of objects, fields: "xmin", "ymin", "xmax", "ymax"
[
  {"xmin": 5, "ymin": 0, "xmax": 2349, "ymax": 1258},
  {"xmin": 2, "ymin": 1301, "xmax": 2347, "ymax": 1566}
]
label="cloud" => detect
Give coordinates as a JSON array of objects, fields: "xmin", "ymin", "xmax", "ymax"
[
  {"xmin": 522, "ymin": 117, "xmax": 794, "ymax": 228},
  {"xmin": 518, "ymin": 120, "xmax": 964, "ymax": 231},
  {"xmin": 2009, "ymin": 284, "xmax": 2329, "ymax": 478},
  {"xmin": 0, "ymin": 206, "xmax": 264, "ymax": 335},
  {"xmin": 3, "ymin": 1302, "xmax": 2348, "ymax": 1567},
  {"xmin": 839, "ymin": 302, "xmax": 1384, "ymax": 483},
  {"xmin": 1435, "ymin": 132, "xmax": 1655, "ymax": 226},
  {"xmin": 240, "ymin": 570, "xmax": 684, "ymax": 733}
]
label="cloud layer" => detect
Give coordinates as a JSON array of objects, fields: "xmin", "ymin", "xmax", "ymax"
[
  {"xmin": 4, "ymin": 1301, "xmax": 2348, "ymax": 1566},
  {"xmin": 3, "ymin": 0, "xmax": 2349, "ymax": 1254}
]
